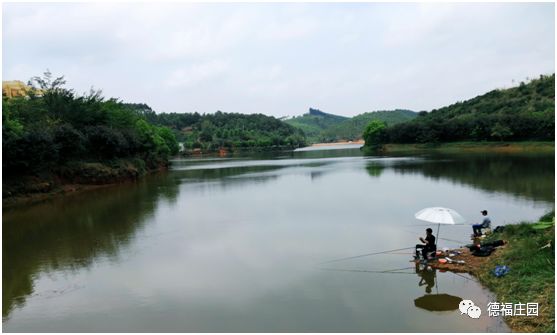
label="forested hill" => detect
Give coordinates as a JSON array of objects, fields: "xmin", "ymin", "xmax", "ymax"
[
  {"xmin": 283, "ymin": 108, "xmax": 348, "ymax": 142},
  {"xmin": 363, "ymin": 74, "xmax": 555, "ymax": 146},
  {"xmin": 284, "ymin": 108, "xmax": 416, "ymax": 143},
  {"xmin": 134, "ymin": 107, "xmax": 306, "ymax": 151},
  {"xmin": 320, "ymin": 109, "xmax": 416, "ymax": 142}
]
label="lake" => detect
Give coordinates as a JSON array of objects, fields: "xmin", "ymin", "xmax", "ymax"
[{"xmin": 3, "ymin": 145, "xmax": 554, "ymax": 332}]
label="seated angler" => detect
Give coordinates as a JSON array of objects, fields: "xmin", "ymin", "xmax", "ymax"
[
  {"xmin": 415, "ymin": 228, "xmax": 437, "ymax": 261},
  {"xmin": 472, "ymin": 210, "xmax": 491, "ymax": 237}
]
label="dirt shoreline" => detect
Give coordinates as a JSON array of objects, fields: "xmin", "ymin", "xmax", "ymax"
[
  {"xmin": 310, "ymin": 140, "xmax": 365, "ymax": 147},
  {"xmin": 422, "ymin": 246, "xmax": 496, "ymax": 274}
]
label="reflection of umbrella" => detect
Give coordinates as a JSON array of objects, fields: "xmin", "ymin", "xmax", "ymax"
[
  {"xmin": 414, "ymin": 293, "xmax": 462, "ymax": 312},
  {"xmin": 415, "ymin": 207, "xmax": 466, "ymax": 245}
]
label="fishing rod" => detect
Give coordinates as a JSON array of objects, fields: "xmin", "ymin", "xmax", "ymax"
[
  {"xmin": 319, "ymin": 246, "xmax": 415, "ymax": 265},
  {"xmin": 319, "ymin": 266, "xmax": 416, "ymax": 275},
  {"xmin": 401, "ymin": 223, "xmax": 470, "ymax": 226}
]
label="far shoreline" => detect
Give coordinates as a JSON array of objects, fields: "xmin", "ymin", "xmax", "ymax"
[{"xmin": 310, "ymin": 140, "xmax": 365, "ymax": 147}]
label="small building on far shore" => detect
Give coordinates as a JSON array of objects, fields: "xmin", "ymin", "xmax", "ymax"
[{"xmin": 3, "ymin": 80, "xmax": 30, "ymax": 98}]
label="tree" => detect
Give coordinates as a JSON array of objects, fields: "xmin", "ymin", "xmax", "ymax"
[
  {"xmin": 85, "ymin": 125, "xmax": 128, "ymax": 159},
  {"xmin": 28, "ymin": 69, "xmax": 66, "ymax": 93},
  {"xmin": 490, "ymin": 123, "xmax": 513, "ymax": 141},
  {"xmin": 53, "ymin": 123, "xmax": 86, "ymax": 161},
  {"xmin": 156, "ymin": 126, "xmax": 180, "ymax": 155},
  {"xmin": 363, "ymin": 120, "xmax": 387, "ymax": 148}
]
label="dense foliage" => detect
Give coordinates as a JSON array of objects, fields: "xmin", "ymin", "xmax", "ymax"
[
  {"xmin": 362, "ymin": 120, "xmax": 388, "ymax": 149},
  {"xmin": 365, "ymin": 74, "xmax": 555, "ymax": 146},
  {"xmin": 320, "ymin": 109, "xmax": 416, "ymax": 142},
  {"xmin": 133, "ymin": 106, "xmax": 307, "ymax": 151},
  {"xmin": 284, "ymin": 108, "xmax": 349, "ymax": 142},
  {"xmin": 2, "ymin": 72, "xmax": 179, "ymax": 179}
]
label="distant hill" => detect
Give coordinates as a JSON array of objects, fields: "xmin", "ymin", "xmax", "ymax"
[
  {"xmin": 284, "ymin": 108, "xmax": 348, "ymax": 142},
  {"xmin": 365, "ymin": 74, "xmax": 555, "ymax": 145},
  {"xmin": 285, "ymin": 108, "xmax": 416, "ymax": 143},
  {"xmin": 321, "ymin": 109, "xmax": 417, "ymax": 142}
]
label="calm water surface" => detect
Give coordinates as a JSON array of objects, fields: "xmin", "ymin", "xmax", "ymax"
[{"xmin": 3, "ymin": 146, "xmax": 554, "ymax": 332}]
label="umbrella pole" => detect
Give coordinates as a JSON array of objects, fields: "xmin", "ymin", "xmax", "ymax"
[{"xmin": 437, "ymin": 223, "xmax": 440, "ymax": 249}]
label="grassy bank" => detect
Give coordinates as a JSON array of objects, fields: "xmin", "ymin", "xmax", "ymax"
[
  {"xmin": 378, "ymin": 141, "xmax": 555, "ymax": 154},
  {"xmin": 475, "ymin": 212, "xmax": 555, "ymax": 332}
]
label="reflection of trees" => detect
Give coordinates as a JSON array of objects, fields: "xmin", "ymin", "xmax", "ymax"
[
  {"xmin": 174, "ymin": 163, "xmax": 335, "ymax": 189},
  {"xmin": 392, "ymin": 153, "xmax": 554, "ymax": 202},
  {"xmin": 2, "ymin": 177, "xmax": 179, "ymax": 318},
  {"xmin": 365, "ymin": 163, "xmax": 385, "ymax": 178},
  {"xmin": 5, "ymin": 162, "xmax": 294, "ymax": 319},
  {"xmin": 291, "ymin": 148, "xmax": 363, "ymax": 159},
  {"xmin": 173, "ymin": 165, "xmax": 283, "ymax": 192},
  {"xmin": 173, "ymin": 165, "xmax": 281, "ymax": 180},
  {"xmin": 310, "ymin": 171, "xmax": 324, "ymax": 181}
]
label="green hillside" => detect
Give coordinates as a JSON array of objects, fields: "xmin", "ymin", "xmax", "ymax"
[
  {"xmin": 285, "ymin": 108, "xmax": 416, "ymax": 143},
  {"xmin": 364, "ymin": 74, "xmax": 555, "ymax": 147},
  {"xmin": 321, "ymin": 109, "xmax": 416, "ymax": 142},
  {"xmin": 135, "ymin": 107, "xmax": 307, "ymax": 151},
  {"xmin": 284, "ymin": 108, "xmax": 348, "ymax": 142}
]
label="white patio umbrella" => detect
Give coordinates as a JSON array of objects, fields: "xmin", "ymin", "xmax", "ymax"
[{"xmin": 414, "ymin": 207, "xmax": 466, "ymax": 246}]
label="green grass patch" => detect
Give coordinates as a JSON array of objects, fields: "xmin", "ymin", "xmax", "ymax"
[{"xmin": 476, "ymin": 213, "xmax": 555, "ymax": 332}]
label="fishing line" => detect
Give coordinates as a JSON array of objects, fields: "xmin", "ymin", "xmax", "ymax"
[
  {"xmin": 450, "ymin": 271, "xmax": 480, "ymax": 283},
  {"xmin": 319, "ymin": 246, "xmax": 415, "ymax": 265},
  {"xmin": 438, "ymin": 237, "xmax": 469, "ymax": 245}
]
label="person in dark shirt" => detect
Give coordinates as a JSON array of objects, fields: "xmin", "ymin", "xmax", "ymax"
[{"xmin": 415, "ymin": 228, "xmax": 436, "ymax": 260}]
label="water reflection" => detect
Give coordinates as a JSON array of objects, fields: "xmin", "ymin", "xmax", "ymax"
[
  {"xmin": 2, "ymin": 149, "xmax": 551, "ymax": 331},
  {"xmin": 365, "ymin": 163, "xmax": 385, "ymax": 178},
  {"xmin": 390, "ymin": 153, "xmax": 555, "ymax": 202},
  {"xmin": 414, "ymin": 293, "xmax": 462, "ymax": 312},
  {"xmin": 416, "ymin": 263, "xmax": 436, "ymax": 294},
  {"xmin": 2, "ymin": 177, "xmax": 179, "ymax": 319},
  {"xmin": 413, "ymin": 264, "xmax": 462, "ymax": 312},
  {"xmin": 175, "ymin": 151, "xmax": 555, "ymax": 203},
  {"xmin": 172, "ymin": 156, "xmax": 370, "ymax": 191}
]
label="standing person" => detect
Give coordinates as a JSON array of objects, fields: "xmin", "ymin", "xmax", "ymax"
[
  {"xmin": 472, "ymin": 210, "xmax": 491, "ymax": 237},
  {"xmin": 415, "ymin": 228, "xmax": 436, "ymax": 261}
]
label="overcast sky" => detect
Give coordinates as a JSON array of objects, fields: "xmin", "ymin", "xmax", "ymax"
[{"xmin": 3, "ymin": 2, "xmax": 555, "ymax": 117}]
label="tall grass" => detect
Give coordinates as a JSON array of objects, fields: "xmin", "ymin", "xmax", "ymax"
[{"xmin": 476, "ymin": 212, "xmax": 555, "ymax": 332}]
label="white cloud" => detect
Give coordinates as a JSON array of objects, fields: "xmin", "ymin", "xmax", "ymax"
[
  {"xmin": 2, "ymin": 2, "xmax": 554, "ymax": 117},
  {"xmin": 165, "ymin": 60, "xmax": 229, "ymax": 88},
  {"xmin": 256, "ymin": 17, "xmax": 319, "ymax": 41}
]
